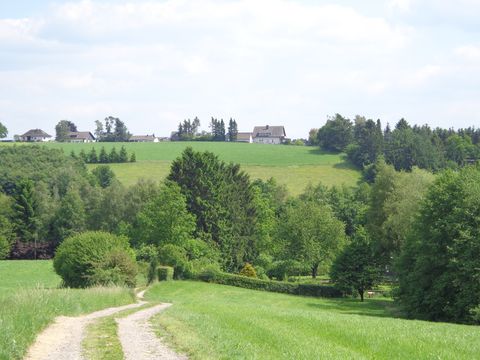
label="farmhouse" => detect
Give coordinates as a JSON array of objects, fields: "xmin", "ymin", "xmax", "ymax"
[
  {"xmin": 252, "ymin": 125, "xmax": 286, "ymax": 144},
  {"xmin": 19, "ymin": 129, "xmax": 52, "ymax": 142},
  {"xmin": 67, "ymin": 131, "xmax": 96, "ymax": 143},
  {"xmin": 235, "ymin": 132, "xmax": 253, "ymax": 143},
  {"xmin": 129, "ymin": 135, "xmax": 159, "ymax": 142}
]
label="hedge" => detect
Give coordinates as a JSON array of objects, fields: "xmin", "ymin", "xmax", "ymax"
[
  {"xmin": 158, "ymin": 266, "xmax": 174, "ymax": 281},
  {"xmin": 198, "ymin": 270, "xmax": 342, "ymax": 298}
]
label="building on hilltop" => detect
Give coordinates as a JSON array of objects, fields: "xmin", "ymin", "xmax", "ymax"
[
  {"xmin": 19, "ymin": 129, "xmax": 52, "ymax": 142},
  {"xmin": 66, "ymin": 131, "xmax": 96, "ymax": 143},
  {"xmin": 252, "ymin": 125, "xmax": 286, "ymax": 144},
  {"xmin": 235, "ymin": 132, "xmax": 253, "ymax": 143},
  {"xmin": 129, "ymin": 135, "xmax": 159, "ymax": 143}
]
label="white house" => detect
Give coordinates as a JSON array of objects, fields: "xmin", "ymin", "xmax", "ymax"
[
  {"xmin": 235, "ymin": 132, "xmax": 253, "ymax": 143},
  {"xmin": 129, "ymin": 135, "xmax": 159, "ymax": 142},
  {"xmin": 252, "ymin": 125, "xmax": 286, "ymax": 144},
  {"xmin": 66, "ymin": 131, "xmax": 96, "ymax": 143},
  {"xmin": 19, "ymin": 129, "xmax": 52, "ymax": 142}
]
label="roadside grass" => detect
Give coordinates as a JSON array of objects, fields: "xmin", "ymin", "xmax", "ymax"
[
  {"xmin": 0, "ymin": 260, "xmax": 60, "ymax": 297},
  {"xmin": 146, "ymin": 281, "xmax": 480, "ymax": 360},
  {"xmin": 0, "ymin": 261, "xmax": 135, "ymax": 360}
]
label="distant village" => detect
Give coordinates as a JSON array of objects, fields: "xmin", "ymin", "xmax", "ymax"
[{"xmin": 12, "ymin": 119, "xmax": 294, "ymax": 145}]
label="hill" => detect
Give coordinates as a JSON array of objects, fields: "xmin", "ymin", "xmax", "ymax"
[
  {"xmin": 146, "ymin": 281, "xmax": 480, "ymax": 359},
  {"xmin": 40, "ymin": 142, "xmax": 361, "ymax": 195}
]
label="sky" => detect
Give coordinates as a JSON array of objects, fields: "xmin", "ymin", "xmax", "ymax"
[{"xmin": 1, "ymin": 0, "xmax": 479, "ymax": 139}]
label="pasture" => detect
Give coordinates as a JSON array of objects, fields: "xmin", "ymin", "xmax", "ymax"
[
  {"xmin": 147, "ymin": 281, "xmax": 480, "ymax": 360},
  {"xmin": 39, "ymin": 142, "xmax": 361, "ymax": 195}
]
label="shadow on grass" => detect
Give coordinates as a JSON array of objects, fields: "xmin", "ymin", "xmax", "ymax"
[
  {"xmin": 307, "ymin": 298, "xmax": 402, "ymax": 319},
  {"xmin": 307, "ymin": 148, "xmax": 340, "ymax": 156}
]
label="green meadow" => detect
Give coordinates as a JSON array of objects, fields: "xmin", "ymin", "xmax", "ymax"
[
  {"xmin": 36, "ymin": 142, "xmax": 361, "ymax": 195},
  {"xmin": 147, "ymin": 281, "xmax": 480, "ymax": 360},
  {"xmin": 0, "ymin": 261, "xmax": 135, "ymax": 360}
]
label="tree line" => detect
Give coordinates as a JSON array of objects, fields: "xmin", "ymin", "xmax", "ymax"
[
  {"xmin": 175, "ymin": 117, "xmax": 238, "ymax": 142},
  {"xmin": 0, "ymin": 144, "xmax": 479, "ymax": 324},
  {"xmin": 71, "ymin": 146, "xmax": 136, "ymax": 164},
  {"xmin": 311, "ymin": 114, "xmax": 480, "ymax": 171}
]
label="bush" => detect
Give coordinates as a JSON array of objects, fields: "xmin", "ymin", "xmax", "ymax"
[
  {"xmin": 88, "ymin": 250, "xmax": 137, "ymax": 287},
  {"xmin": 157, "ymin": 266, "xmax": 174, "ymax": 281},
  {"xmin": 198, "ymin": 270, "xmax": 342, "ymax": 298},
  {"xmin": 158, "ymin": 244, "xmax": 191, "ymax": 279},
  {"xmin": 135, "ymin": 244, "xmax": 158, "ymax": 263},
  {"xmin": 147, "ymin": 258, "xmax": 158, "ymax": 285},
  {"xmin": 267, "ymin": 260, "xmax": 307, "ymax": 281},
  {"xmin": 53, "ymin": 231, "xmax": 135, "ymax": 288},
  {"xmin": 239, "ymin": 263, "xmax": 257, "ymax": 278}
]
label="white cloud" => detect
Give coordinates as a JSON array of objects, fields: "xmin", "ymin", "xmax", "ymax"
[
  {"xmin": 455, "ymin": 45, "xmax": 480, "ymax": 62},
  {"xmin": 0, "ymin": 0, "xmax": 479, "ymax": 138}
]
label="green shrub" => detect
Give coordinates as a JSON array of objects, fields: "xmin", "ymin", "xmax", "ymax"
[
  {"xmin": 88, "ymin": 250, "xmax": 137, "ymax": 287},
  {"xmin": 158, "ymin": 244, "xmax": 191, "ymax": 279},
  {"xmin": 147, "ymin": 258, "xmax": 158, "ymax": 285},
  {"xmin": 267, "ymin": 260, "xmax": 307, "ymax": 280},
  {"xmin": 157, "ymin": 266, "xmax": 174, "ymax": 281},
  {"xmin": 53, "ymin": 231, "xmax": 135, "ymax": 288},
  {"xmin": 135, "ymin": 244, "xmax": 158, "ymax": 262},
  {"xmin": 239, "ymin": 263, "xmax": 257, "ymax": 278},
  {"xmin": 199, "ymin": 271, "xmax": 342, "ymax": 298}
]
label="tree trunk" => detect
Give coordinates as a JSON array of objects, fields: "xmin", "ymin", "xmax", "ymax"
[
  {"xmin": 359, "ymin": 289, "xmax": 364, "ymax": 302},
  {"xmin": 311, "ymin": 263, "xmax": 319, "ymax": 279}
]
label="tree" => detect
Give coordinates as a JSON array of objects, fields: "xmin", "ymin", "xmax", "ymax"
[
  {"xmin": 134, "ymin": 182, "xmax": 196, "ymax": 248},
  {"xmin": 277, "ymin": 200, "xmax": 346, "ymax": 278},
  {"xmin": 0, "ymin": 193, "xmax": 15, "ymax": 259},
  {"xmin": 97, "ymin": 117, "xmax": 131, "ymax": 142},
  {"xmin": 0, "ymin": 122, "xmax": 7, "ymax": 138},
  {"xmin": 92, "ymin": 165, "xmax": 116, "ymax": 188},
  {"xmin": 227, "ymin": 118, "xmax": 238, "ymax": 142},
  {"xmin": 94, "ymin": 120, "xmax": 104, "ymax": 139},
  {"xmin": 55, "ymin": 120, "xmax": 77, "ymax": 142},
  {"xmin": 168, "ymin": 148, "xmax": 257, "ymax": 271},
  {"xmin": 330, "ymin": 227, "xmax": 382, "ymax": 301},
  {"xmin": 51, "ymin": 188, "xmax": 86, "ymax": 244},
  {"xmin": 109, "ymin": 147, "xmax": 119, "ymax": 163},
  {"xmin": 317, "ymin": 114, "xmax": 353, "ymax": 152},
  {"xmin": 118, "ymin": 146, "xmax": 129, "ymax": 163},
  {"xmin": 346, "ymin": 116, "xmax": 383, "ymax": 168},
  {"xmin": 99, "ymin": 147, "xmax": 109, "ymax": 163},
  {"xmin": 88, "ymin": 148, "xmax": 98, "ymax": 163},
  {"xmin": 397, "ymin": 167, "xmax": 480, "ymax": 324},
  {"xmin": 13, "ymin": 180, "xmax": 38, "ymax": 243}
]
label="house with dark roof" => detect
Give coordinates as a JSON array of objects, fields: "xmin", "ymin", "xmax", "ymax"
[
  {"xmin": 19, "ymin": 129, "xmax": 52, "ymax": 142},
  {"xmin": 252, "ymin": 125, "xmax": 286, "ymax": 144},
  {"xmin": 129, "ymin": 135, "xmax": 159, "ymax": 143},
  {"xmin": 67, "ymin": 131, "xmax": 96, "ymax": 143}
]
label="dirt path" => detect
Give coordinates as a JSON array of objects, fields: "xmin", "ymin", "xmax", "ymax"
[
  {"xmin": 24, "ymin": 301, "xmax": 146, "ymax": 360},
  {"xmin": 117, "ymin": 303, "xmax": 187, "ymax": 360},
  {"xmin": 24, "ymin": 289, "xmax": 186, "ymax": 360}
]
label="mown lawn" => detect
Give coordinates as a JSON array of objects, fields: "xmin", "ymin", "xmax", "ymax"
[
  {"xmin": 146, "ymin": 281, "xmax": 480, "ymax": 360},
  {"xmin": 0, "ymin": 261, "xmax": 135, "ymax": 360}
]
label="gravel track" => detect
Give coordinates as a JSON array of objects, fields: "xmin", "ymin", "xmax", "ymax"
[{"xmin": 24, "ymin": 288, "xmax": 186, "ymax": 360}]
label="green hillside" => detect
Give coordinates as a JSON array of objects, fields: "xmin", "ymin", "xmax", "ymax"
[
  {"xmin": 31, "ymin": 142, "xmax": 361, "ymax": 195},
  {"xmin": 147, "ymin": 281, "xmax": 480, "ymax": 360}
]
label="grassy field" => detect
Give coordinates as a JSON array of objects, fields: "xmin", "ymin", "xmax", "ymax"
[
  {"xmin": 146, "ymin": 281, "xmax": 480, "ymax": 360},
  {"xmin": 0, "ymin": 261, "xmax": 135, "ymax": 360},
  {"xmin": 6, "ymin": 142, "xmax": 361, "ymax": 195}
]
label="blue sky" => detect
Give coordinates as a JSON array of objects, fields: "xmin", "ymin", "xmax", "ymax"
[{"xmin": 1, "ymin": 0, "xmax": 479, "ymax": 139}]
